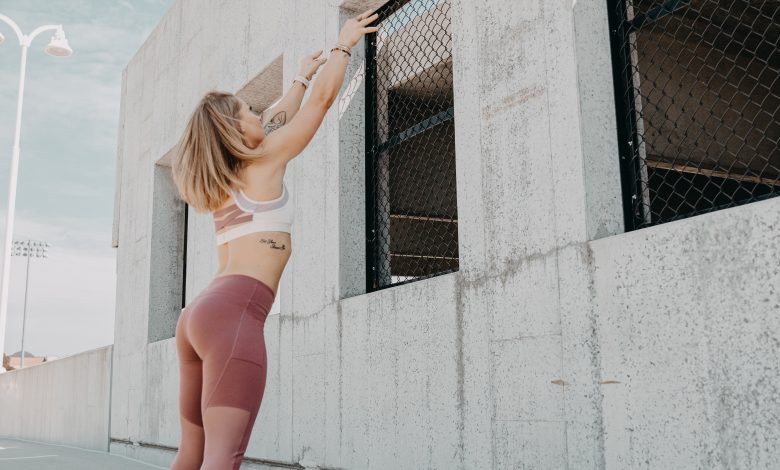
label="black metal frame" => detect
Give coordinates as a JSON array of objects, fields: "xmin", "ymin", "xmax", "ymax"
[
  {"xmin": 364, "ymin": 0, "xmax": 458, "ymax": 292},
  {"xmin": 365, "ymin": 16, "xmax": 378, "ymax": 292},
  {"xmin": 608, "ymin": 0, "xmax": 645, "ymax": 231},
  {"xmin": 182, "ymin": 202, "xmax": 188, "ymax": 309}
]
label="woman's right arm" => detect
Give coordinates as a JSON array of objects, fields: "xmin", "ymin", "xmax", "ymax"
[{"xmin": 260, "ymin": 8, "xmax": 379, "ymax": 165}]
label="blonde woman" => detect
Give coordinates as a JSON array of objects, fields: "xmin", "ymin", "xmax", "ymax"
[{"xmin": 169, "ymin": 9, "xmax": 379, "ymax": 470}]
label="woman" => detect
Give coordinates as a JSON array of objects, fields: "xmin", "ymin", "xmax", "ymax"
[{"xmin": 169, "ymin": 9, "xmax": 379, "ymax": 470}]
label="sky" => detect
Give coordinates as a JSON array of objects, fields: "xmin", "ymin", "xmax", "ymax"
[{"xmin": 0, "ymin": 0, "xmax": 175, "ymax": 358}]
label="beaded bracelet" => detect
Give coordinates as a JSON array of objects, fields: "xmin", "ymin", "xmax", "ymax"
[{"xmin": 331, "ymin": 45, "xmax": 352, "ymax": 57}]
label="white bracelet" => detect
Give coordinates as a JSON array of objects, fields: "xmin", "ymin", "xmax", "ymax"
[{"xmin": 293, "ymin": 75, "xmax": 310, "ymax": 88}]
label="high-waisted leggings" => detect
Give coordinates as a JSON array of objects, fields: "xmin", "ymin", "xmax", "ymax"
[{"xmin": 172, "ymin": 274, "xmax": 274, "ymax": 470}]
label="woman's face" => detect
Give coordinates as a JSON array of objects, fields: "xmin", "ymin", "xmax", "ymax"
[{"xmin": 236, "ymin": 98, "xmax": 265, "ymax": 148}]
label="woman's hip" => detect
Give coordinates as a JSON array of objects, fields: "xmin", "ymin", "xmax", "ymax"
[{"xmin": 179, "ymin": 275, "xmax": 274, "ymax": 357}]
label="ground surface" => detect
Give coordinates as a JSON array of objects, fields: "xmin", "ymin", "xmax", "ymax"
[{"xmin": 0, "ymin": 438, "xmax": 165, "ymax": 470}]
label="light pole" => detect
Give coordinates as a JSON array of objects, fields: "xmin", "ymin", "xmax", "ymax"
[
  {"xmin": 0, "ymin": 14, "xmax": 72, "ymax": 372},
  {"xmin": 11, "ymin": 240, "xmax": 49, "ymax": 368}
]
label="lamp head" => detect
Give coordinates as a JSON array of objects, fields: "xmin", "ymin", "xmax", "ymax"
[{"xmin": 44, "ymin": 28, "xmax": 72, "ymax": 57}]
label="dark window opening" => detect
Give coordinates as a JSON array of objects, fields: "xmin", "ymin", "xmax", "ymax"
[
  {"xmin": 365, "ymin": 0, "xmax": 458, "ymax": 292},
  {"xmin": 607, "ymin": 0, "xmax": 780, "ymax": 230}
]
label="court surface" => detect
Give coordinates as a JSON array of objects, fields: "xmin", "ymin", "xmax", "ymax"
[{"xmin": 0, "ymin": 438, "xmax": 166, "ymax": 470}]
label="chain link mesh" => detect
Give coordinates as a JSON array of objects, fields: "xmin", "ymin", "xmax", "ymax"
[
  {"xmin": 608, "ymin": 0, "xmax": 780, "ymax": 230},
  {"xmin": 365, "ymin": 0, "xmax": 458, "ymax": 291}
]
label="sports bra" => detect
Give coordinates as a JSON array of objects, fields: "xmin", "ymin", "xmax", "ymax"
[{"xmin": 212, "ymin": 182, "xmax": 294, "ymax": 245}]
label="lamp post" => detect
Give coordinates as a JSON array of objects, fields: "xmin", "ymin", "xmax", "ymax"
[
  {"xmin": 11, "ymin": 240, "xmax": 49, "ymax": 368},
  {"xmin": 0, "ymin": 14, "xmax": 72, "ymax": 372}
]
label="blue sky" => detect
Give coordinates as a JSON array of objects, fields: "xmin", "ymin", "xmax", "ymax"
[{"xmin": 0, "ymin": 0, "xmax": 174, "ymax": 358}]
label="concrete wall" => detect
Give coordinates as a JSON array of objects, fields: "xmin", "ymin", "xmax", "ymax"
[
  {"xmin": 111, "ymin": 0, "xmax": 780, "ymax": 469},
  {"xmin": 0, "ymin": 346, "xmax": 112, "ymax": 451},
  {"xmin": 593, "ymin": 197, "xmax": 780, "ymax": 469}
]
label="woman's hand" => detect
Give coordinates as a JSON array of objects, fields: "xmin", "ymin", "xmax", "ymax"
[
  {"xmin": 299, "ymin": 49, "xmax": 327, "ymax": 80},
  {"xmin": 337, "ymin": 8, "xmax": 380, "ymax": 49}
]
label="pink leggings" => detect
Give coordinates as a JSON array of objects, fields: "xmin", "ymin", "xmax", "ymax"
[{"xmin": 172, "ymin": 274, "xmax": 274, "ymax": 470}]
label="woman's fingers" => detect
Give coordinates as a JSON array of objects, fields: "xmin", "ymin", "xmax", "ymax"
[
  {"xmin": 357, "ymin": 7, "xmax": 377, "ymax": 20},
  {"xmin": 311, "ymin": 49, "xmax": 324, "ymax": 58},
  {"xmin": 364, "ymin": 26, "xmax": 380, "ymax": 33},
  {"xmin": 359, "ymin": 12, "xmax": 379, "ymax": 25}
]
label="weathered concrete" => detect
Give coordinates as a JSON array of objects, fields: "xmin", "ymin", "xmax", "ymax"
[
  {"xmin": 592, "ymin": 197, "xmax": 780, "ymax": 469},
  {"xmin": 108, "ymin": 0, "xmax": 780, "ymax": 469},
  {"xmin": 0, "ymin": 346, "xmax": 112, "ymax": 452}
]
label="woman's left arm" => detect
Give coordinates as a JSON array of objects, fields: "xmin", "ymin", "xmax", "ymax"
[{"xmin": 260, "ymin": 49, "xmax": 327, "ymax": 135}]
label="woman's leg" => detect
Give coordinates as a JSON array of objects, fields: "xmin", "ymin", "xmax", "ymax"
[
  {"xmin": 200, "ymin": 356, "xmax": 265, "ymax": 470},
  {"xmin": 170, "ymin": 308, "xmax": 205, "ymax": 470}
]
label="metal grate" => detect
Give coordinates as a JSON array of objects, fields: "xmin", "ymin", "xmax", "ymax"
[
  {"xmin": 607, "ymin": 0, "xmax": 780, "ymax": 230},
  {"xmin": 365, "ymin": 0, "xmax": 458, "ymax": 292}
]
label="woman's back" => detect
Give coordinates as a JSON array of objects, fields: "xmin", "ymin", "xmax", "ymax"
[{"xmin": 212, "ymin": 161, "xmax": 292, "ymax": 297}]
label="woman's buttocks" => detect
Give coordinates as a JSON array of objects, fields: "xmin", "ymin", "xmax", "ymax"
[
  {"xmin": 184, "ymin": 276, "xmax": 274, "ymax": 362},
  {"xmin": 220, "ymin": 231, "xmax": 292, "ymax": 296}
]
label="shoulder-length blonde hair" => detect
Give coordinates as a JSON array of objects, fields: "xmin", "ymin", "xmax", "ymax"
[{"xmin": 171, "ymin": 90, "xmax": 266, "ymax": 213}]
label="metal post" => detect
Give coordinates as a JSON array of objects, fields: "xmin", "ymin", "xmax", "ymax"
[
  {"xmin": 19, "ymin": 249, "xmax": 30, "ymax": 368},
  {"xmin": 0, "ymin": 43, "xmax": 29, "ymax": 372},
  {"xmin": 0, "ymin": 15, "xmax": 71, "ymax": 372}
]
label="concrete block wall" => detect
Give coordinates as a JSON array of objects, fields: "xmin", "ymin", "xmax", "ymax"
[
  {"xmin": 111, "ymin": 0, "xmax": 780, "ymax": 469},
  {"xmin": 0, "ymin": 346, "xmax": 112, "ymax": 451}
]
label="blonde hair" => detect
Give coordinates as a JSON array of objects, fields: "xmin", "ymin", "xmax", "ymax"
[{"xmin": 171, "ymin": 90, "xmax": 267, "ymax": 213}]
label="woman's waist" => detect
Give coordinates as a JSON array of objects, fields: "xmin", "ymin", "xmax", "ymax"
[
  {"xmin": 222, "ymin": 254, "xmax": 289, "ymax": 283},
  {"xmin": 227, "ymin": 231, "xmax": 292, "ymax": 251},
  {"xmin": 225, "ymin": 250, "xmax": 290, "ymax": 271}
]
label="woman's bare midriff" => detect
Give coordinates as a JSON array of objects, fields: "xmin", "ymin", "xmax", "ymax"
[{"xmin": 216, "ymin": 232, "xmax": 291, "ymax": 297}]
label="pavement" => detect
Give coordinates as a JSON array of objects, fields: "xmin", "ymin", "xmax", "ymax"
[{"xmin": 0, "ymin": 438, "xmax": 167, "ymax": 470}]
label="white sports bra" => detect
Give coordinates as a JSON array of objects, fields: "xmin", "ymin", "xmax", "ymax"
[{"xmin": 212, "ymin": 182, "xmax": 294, "ymax": 245}]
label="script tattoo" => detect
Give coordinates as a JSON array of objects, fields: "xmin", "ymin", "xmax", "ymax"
[
  {"xmin": 263, "ymin": 111, "xmax": 287, "ymax": 135},
  {"xmin": 259, "ymin": 238, "xmax": 286, "ymax": 250}
]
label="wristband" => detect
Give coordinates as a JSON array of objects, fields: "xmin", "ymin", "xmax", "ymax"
[{"xmin": 293, "ymin": 74, "xmax": 310, "ymax": 88}]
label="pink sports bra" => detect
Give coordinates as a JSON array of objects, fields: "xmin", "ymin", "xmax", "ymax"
[{"xmin": 213, "ymin": 182, "xmax": 294, "ymax": 245}]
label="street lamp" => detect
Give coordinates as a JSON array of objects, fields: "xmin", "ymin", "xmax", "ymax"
[
  {"xmin": 11, "ymin": 240, "xmax": 49, "ymax": 368},
  {"xmin": 0, "ymin": 14, "xmax": 72, "ymax": 372}
]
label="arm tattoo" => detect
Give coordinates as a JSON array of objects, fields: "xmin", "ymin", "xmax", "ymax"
[
  {"xmin": 259, "ymin": 237, "xmax": 286, "ymax": 250},
  {"xmin": 263, "ymin": 111, "xmax": 287, "ymax": 135}
]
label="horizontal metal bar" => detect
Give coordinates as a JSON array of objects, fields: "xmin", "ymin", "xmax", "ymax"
[
  {"xmin": 646, "ymin": 157, "xmax": 780, "ymax": 187},
  {"xmin": 376, "ymin": 106, "xmax": 454, "ymax": 155},
  {"xmin": 389, "ymin": 213, "xmax": 458, "ymax": 223},
  {"xmin": 626, "ymin": 0, "xmax": 690, "ymax": 34},
  {"xmin": 391, "ymin": 252, "xmax": 459, "ymax": 261},
  {"xmin": 370, "ymin": 267, "xmax": 460, "ymax": 292}
]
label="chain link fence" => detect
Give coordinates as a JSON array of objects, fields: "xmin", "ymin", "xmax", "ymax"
[
  {"xmin": 365, "ymin": 0, "xmax": 458, "ymax": 291},
  {"xmin": 608, "ymin": 0, "xmax": 780, "ymax": 230}
]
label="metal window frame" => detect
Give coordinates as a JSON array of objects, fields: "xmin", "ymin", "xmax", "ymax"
[
  {"xmin": 182, "ymin": 202, "xmax": 188, "ymax": 309},
  {"xmin": 364, "ymin": 0, "xmax": 457, "ymax": 292}
]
